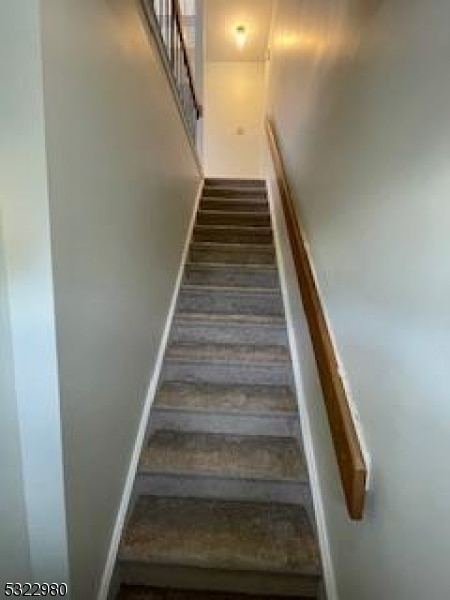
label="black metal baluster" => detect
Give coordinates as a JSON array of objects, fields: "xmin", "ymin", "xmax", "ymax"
[{"xmin": 144, "ymin": 0, "xmax": 201, "ymax": 146}]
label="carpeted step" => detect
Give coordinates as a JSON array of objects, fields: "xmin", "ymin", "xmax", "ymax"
[
  {"xmin": 136, "ymin": 431, "xmax": 310, "ymax": 505},
  {"xmin": 177, "ymin": 285, "xmax": 284, "ymax": 316},
  {"xmin": 155, "ymin": 382, "xmax": 297, "ymax": 415},
  {"xmin": 170, "ymin": 313, "xmax": 288, "ymax": 346},
  {"xmin": 205, "ymin": 178, "xmax": 266, "ymax": 189},
  {"xmin": 118, "ymin": 586, "xmax": 314, "ymax": 599},
  {"xmin": 119, "ymin": 497, "xmax": 322, "ymax": 596},
  {"xmin": 189, "ymin": 243, "xmax": 275, "ymax": 266},
  {"xmin": 193, "ymin": 225, "xmax": 273, "ymax": 245},
  {"xmin": 200, "ymin": 198, "xmax": 269, "ymax": 213},
  {"xmin": 202, "ymin": 187, "xmax": 267, "ymax": 199},
  {"xmin": 162, "ymin": 342, "xmax": 292, "ymax": 386},
  {"xmin": 165, "ymin": 342, "xmax": 290, "ymax": 364},
  {"xmin": 150, "ymin": 381, "xmax": 299, "ymax": 437},
  {"xmin": 183, "ymin": 263, "xmax": 279, "ymax": 289},
  {"xmin": 141, "ymin": 431, "xmax": 305, "ymax": 482},
  {"xmin": 197, "ymin": 211, "xmax": 271, "ymax": 227}
]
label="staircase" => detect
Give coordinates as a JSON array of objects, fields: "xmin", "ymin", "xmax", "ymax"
[{"xmin": 115, "ymin": 179, "xmax": 323, "ymax": 599}]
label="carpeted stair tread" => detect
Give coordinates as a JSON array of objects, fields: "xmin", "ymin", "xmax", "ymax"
[
  {"xmin": 201, "ymin": 188, "xmax": 267, "ymax": 199},
  {"xmin": 185, "ymin": 262, "xmax": 277, "ymax": 272},
  {"xmin": 184, "ymin": 264, "xmax": 278, "ymax": 288},
  {"xmin": 170, "ymin": 312, "xmax": 288, "ymax": 346},
  {"xmin": 178, "ymin": 285, "xmax": 284, "ymax": 317},
  {"xmin": 180, "ymin": 284, "xmax": 281, "ymax": 295},
  {"xmin": 174, "ymin": 312, "xmax": 285, "ymax": 326},
  {"xmin": 200, "ymin": 198, "xmax": 268, "ymax": 206},
  {"xmin": 189, "ymin": 242, "xmax": 275, "ymax": 265},
  {"xmin": 202, "ymin": 191, "xmax": 267, "ymax": 197},
  {"xmin": 165, "ymin": 342, "xmax": 290, "ymax": 365},
  {"xmin": 154, "ymin": 382, "xmax": 297, "ymax": 416},
  {"xmin": 194, "ymin": 225, "xmax": 272, "ymax": 232},
  {"xmin": 118, "ymin": 586, "xmax": 311, "ymax": 600},
  {"xmin": 193, "ymin": 225, "xmax": 273, "ymax": 244},
  {"xmin": 185, "ymin": 262, "xmax": 277, "ymax": 270},
  {"xmin": 205, "ymin": 178, "xmax": 266, "ymax": 188},
  {"xmin": 200, "ymin": 199, "xmax": 269, "ymax": 213},
  {"xmin": 140, "ymin": 431, "xmax": 307, "ymax": 483},
  {"xmin": 190, "ymin": 242, "xmax": 273, "ymax": 250},
  {"xmin": 197, "ymin": 211, "xmax": 271, "ymax": 227},
  {"xmin": 120, "ymin": 496, "xmax": 321, "ymax": 576}
]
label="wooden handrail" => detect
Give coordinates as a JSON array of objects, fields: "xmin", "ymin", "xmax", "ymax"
[{"xmin": 266, "ymin": 118, "xmax": 367, "ymax": 520}]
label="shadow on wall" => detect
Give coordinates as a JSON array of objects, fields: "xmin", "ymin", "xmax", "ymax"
[{"xmin": 351, "ymin": 0, "xmax": 385, "ymax": 19}]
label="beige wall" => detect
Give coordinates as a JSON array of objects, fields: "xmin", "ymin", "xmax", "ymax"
[
  {"xmin": 1, "ymin": 0, "xmax": 200, "ymax": 596},
  {"xmin": 267, "ymin": 1, "xmax": 450, "ymax": 598},
  {"xmin": 204, "ymin": 61, "xmax": 265, "ymax": 178},
  {"xmin": 0, "ymin": 214, "xmax": 32, "ymax": 588},
  {"xmin": 0, "ymin": 0, "xmax": 70, "ymax": 586},
  {"xmin": 40, "ymin": 0, "xmax": 201, "ymax": 597}
]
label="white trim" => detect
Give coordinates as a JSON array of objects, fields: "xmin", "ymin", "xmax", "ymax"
[
  {"xmin": 97, "ymin": 180, "xmax": 204, "ymax": 600},
  {"xmin": 266, "ymin": 176, "xmax": 339, "ymax": 600}
]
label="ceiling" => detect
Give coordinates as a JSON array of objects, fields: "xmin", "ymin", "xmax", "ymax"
[{"xmin": 205, "ymin": 0, "xmax": 274, "ymax": 62}]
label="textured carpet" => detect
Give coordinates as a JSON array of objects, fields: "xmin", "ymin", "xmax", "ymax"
[
  {"xmin": 115, "ymin": 179, "xmax": 322, "ymax": 598},
  {"xmin": 119, "ymin": 587, "xmax": 308, "ymax": 600}
]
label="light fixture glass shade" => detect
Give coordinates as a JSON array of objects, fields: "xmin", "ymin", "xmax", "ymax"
[{"xmin": 235, "ymin": 25, "xmax": 247, "ymax": 49}]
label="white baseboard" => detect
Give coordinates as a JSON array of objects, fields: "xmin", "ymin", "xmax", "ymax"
[
  {"xmin": 266, "ymin": 176, "xmax": 339, "ymax": 600},
  {"xmin": 97, "ymin": 180, "xmax": 203, "ymax": 600}
]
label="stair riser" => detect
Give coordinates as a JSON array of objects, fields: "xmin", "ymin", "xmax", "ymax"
[
  {"xmin": 205, "ymin": 178, "xmax": 266, "ymax": 188},
  {"xmin": 197, "ymin": 212, "xmax": 271, "ymax": 227},
  {"xmin": 170, "ymin": 321, "xmax": 288, "ymax": 346},
  {"xmin": 119, "ymin": 563, "xmax": 319, "ymax": 597},
  {"xmin": 148, "ymin": 409, "xmax": 299, "ymax": 437},
  {"xmin": 135, "ymin": 474, "xmax": 311, "ymax": 506},
  {"xmin": 178, "ymin": 290, "xmax": 284, "ymax": 316},
  {"xmin": 202, "ymin": 188, "xmax": 267, "ymax": 199},
  {"xmin": 184, "ymin": 265, "xmax": 279, "ymax": 289},
  {"xmin": 193, "ymin": 228, "xmax": 273, "ymax": 245},
  {"xmin": 189, "ymin": 246, "xmax": 275, "ymax": 265},
  {"xmin": 162, "ymin": 361, "xmax": 292, "ymax": 386},
  {"xmin": 200, "ymin": 199, "xmax": 269, "ymax": 213}
]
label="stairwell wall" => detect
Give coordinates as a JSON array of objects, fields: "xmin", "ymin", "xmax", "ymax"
[
  {"xmin": 204, "ymin": 61, "xmax": 265, "ymax": 178},
  {"xmin": 266, "ymin": 0, "xmax": 450, "ymax": 599},
  {"xmin": 40, "ymin": 0, "xmax": 201, "ymax": 597},
  {"xmin": 0, "ymin": 215, "xmax": 32, "ymax": 589},
  {"xmin": 0, "ymin": 0, "xmax": 70, "ymax": 588}
]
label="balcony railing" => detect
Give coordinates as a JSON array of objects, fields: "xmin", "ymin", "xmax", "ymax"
[{"xmin": 142, "ymin": 0, "xmax": 202, "ymax": 145}]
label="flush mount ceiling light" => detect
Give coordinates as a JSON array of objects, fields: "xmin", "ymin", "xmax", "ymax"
[{"xmin": 235, "ymin": 25, "xmax": 247, "ymax": 49}]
